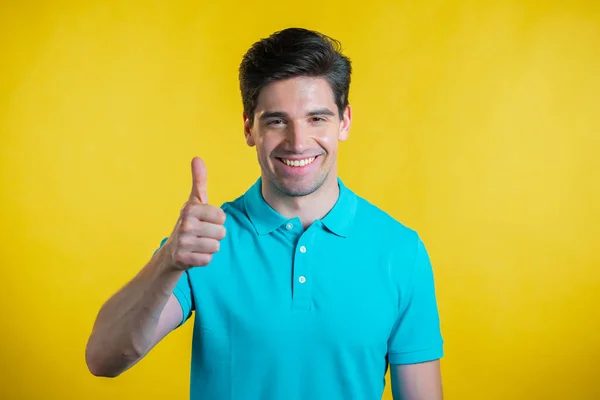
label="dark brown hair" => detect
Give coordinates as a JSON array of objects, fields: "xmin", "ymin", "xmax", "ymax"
[{"xmin": 238, "ymin": 27, "xmax": 352, "ymax": 124}]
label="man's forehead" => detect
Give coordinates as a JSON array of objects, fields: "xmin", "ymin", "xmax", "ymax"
[{"xmin": 255, "ymin": 77, "xmax": 335, "ymax": 112}]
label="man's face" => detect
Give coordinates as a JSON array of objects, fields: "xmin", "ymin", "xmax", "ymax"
[{"xmin": 244, "ymin": 76, "xmax": 351, "ymax": 197}]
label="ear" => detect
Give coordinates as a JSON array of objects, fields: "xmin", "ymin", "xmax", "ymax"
[
  {"xmin": 338, "ymin": 105, "xmax": 352, "ymax": 142},
  {"xmin": 243, "ymin": 113, "xmax": 255, "ymax": 147}
]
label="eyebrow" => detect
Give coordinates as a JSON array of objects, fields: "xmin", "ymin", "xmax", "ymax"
[{"xmin": 259, "ymin": 108, "xmax": 336, "ymax": 120}]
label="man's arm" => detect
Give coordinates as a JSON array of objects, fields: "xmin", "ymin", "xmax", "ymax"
[
  {"xmin": 85, "ymin": 156, "xmax": 226, "ymax": 377},
  {"xmin": 391, "ymin": 360, "xmax": 443, "ymax": 400},
  {"xmin": 387, "ymin": 233, "xmax": 444, "ymax": 399},
  {"xmin": 85, "ymin": 250, "xmax": 185, "ymax": 378}
]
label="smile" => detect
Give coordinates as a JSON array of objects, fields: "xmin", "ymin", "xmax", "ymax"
[{"xmin": 278, "ymin": 156, "xmax": 317, "ymax": 167}]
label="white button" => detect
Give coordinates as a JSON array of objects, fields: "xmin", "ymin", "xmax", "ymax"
[
  {"xmin": 286, "ymin": 222, "xmax": 293, "ymax": 230},
  {"xmin": 299, "ymin": 246, "xmax": 307, "ymax": 253},
  {"xmin": 299, "ymin": 276, "xmax": 306, "ymax": 283}
]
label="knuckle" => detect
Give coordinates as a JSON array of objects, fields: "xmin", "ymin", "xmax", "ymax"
[
  {"xmin": 206, "ymin": 206, "xmax": 221, "ymax": 222},
  {"xmin": 180, "ymin": 217, "xmax": 197, "ymax": 233},
  {"xmin": 179, "ymin": 218, "xmax": 191, "ymax": 232},
  {"xmin": 174, "ymin": 253, "xmax": 189, "ymax": 267},
  {"xmin": 180, "ymin": 202, "xmax": 192, "ymax": 216},
  {"xmin": 178, "ymin": 234, "xmax": 194, "ymax": 248}
]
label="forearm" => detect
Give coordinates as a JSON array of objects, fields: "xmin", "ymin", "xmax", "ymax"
[
  {"xmin": 85, "ymin": 247, "xmax": 184, "ymax": 377},
  {"xmin": 391, "ymin": 360, "xmax": 443, "ymax": 400}
]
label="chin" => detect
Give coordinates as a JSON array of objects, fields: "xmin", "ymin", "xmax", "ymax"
[
  {"xmin": 272, "ymin": 176, "xmax": 325, "ymax": 198},
  {"xmin": 280, "ymin": 185, "xmax": 319, "ymax": 197}
]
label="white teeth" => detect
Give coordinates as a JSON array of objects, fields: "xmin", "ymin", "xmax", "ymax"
[{"xmin": 282, "ymin": 157, "xmax": 315, "ymax": 167}]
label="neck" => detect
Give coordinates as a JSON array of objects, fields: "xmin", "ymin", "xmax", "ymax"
[{"xmin": 262, "ymin": 174, "xmax": 340, "ymax": 230}]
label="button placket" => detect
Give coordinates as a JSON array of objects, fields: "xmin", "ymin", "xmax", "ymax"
[{"xmin": 292, "ymin": 230, "xmax": 313, "ymax": 310}]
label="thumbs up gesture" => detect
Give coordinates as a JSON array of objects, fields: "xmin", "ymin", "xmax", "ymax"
[{"xmin": 164, "ymin": 157, "xmax": 227, "ymax": 270}]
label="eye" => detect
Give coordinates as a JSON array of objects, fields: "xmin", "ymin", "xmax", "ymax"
[
  {"xmin": 267, "ymin": 119, "xmax": 285, "ymax": 126},
  {"xmin": 311, "ymin": 116, "xmax": 327, "ymax": 122}
]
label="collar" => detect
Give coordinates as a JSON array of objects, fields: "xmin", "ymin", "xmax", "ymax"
[{"xmin": 244, "ymin": 177, "xmax": 357, "ymax": 237}]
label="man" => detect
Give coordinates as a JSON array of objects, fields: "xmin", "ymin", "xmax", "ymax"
[{"xmin": 85, "ymin": 27, "xmax": 444, "ymax": 399}]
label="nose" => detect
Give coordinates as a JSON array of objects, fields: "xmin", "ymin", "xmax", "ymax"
[{"xmin": 285, "ymin": 121, "xmax": 309, "ymax": 152}]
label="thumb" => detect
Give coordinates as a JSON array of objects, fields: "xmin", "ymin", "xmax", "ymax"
[{"xmin": 189, "ymin": 156, "xmax": 208, "ymax": 204}]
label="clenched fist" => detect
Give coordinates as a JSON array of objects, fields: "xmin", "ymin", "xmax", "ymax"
[{"xmin": 164, "ymin": 157, "xmax": 226, "ymax": 270}]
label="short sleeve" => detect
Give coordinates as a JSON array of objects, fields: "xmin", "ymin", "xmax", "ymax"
[
  {"xmin": 388, "ymin": 235, "xmax": 444, "ymax": 365},
  {"xmin": 155, "ymin": 237, "xmax": 194, "ymax": 327}
]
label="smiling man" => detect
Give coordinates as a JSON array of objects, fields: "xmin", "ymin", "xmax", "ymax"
[{"xmin": 85, "ymin": 28, "xmax": 444, "ymax": 400}]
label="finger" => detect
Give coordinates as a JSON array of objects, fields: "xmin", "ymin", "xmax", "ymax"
[
  {"xmin": 180, "ymin": 218, "xmax": 227, "ymax": 240},
  {"xmin": 181, "ymin": 203, "xmax": 226, "ymax": 225},
  {"xmin": 189, "ymin": 156, "xmax": 208, "ymax": 204},
  {"xmin": 179, "ymin": 236, "xmax": 222, "ymax": 254},
  {"xmin": 176, "ymin": 252, "xmax": 213, "ymax": 268}
]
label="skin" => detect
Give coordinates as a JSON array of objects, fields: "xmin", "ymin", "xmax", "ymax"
[
  {"xmin": 86, "ymin": 74, "xmax": 443, "ymax": 399},
  {"xmin": 85, "ymin": 157, "xmax": 225, "ymax": 377},
  {"xmin": 392, "ymin": 360, "xmax": 444, "ymax": 400},
  {"xmin": 245, "ymin": 76, "xmax": 443, "ymax": 399},
  {"xmin": 243, "ymin": 76, "xmax": 351, "ymax": 229}
]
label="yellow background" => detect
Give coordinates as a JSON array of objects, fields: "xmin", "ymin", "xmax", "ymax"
[{"xmin": 1, "ymin": 1, "xmax": 599, "ymax": 399}]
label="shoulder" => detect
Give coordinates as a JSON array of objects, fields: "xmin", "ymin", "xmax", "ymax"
[
  {"xmin": 352, "ymin": 194, "xmax": 421, "ymax": 253},
  {"xmin": 350, "ymin": 193, "xmax": 433, "ymax": 291},
  {"xmin": 219, "ymin": 193, "xmax": 249, "ymax": 226},
  {"xmin": 220, "ymin": 194, "xmax": 244, "ymax": 215}
]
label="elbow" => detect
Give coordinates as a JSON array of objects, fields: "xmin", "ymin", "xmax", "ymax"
[
  {"xmin": 85, "ymin": 350, "xmax": 118, "ymax": 378},
  {"xmin": 87, "ymin": 363, "xmax": 120, "ymax": 378},
  {"xmin": 85, "ymin": 339, "xmax": 123, "ymax": 378},
  {"xmin": 86, "ymin": 360, "xmax": 119, "ymax": 378},
  {"xmin": 85, "ymin": 336, "xmax": 142, "ymax": 378}
]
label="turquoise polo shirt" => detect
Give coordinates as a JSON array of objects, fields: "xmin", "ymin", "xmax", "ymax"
[{"xmin": 158, "ymin": 177, "xmax": 443, "ymax": 400}]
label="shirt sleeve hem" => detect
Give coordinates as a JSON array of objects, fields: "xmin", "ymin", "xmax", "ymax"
[
  {"xmin": 172, "ymin": 285, "xmax": 192, "ymax": 327},
  {"xmin": 388, "ymin": 345, "xmax": 444, "ymax": 365}
]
